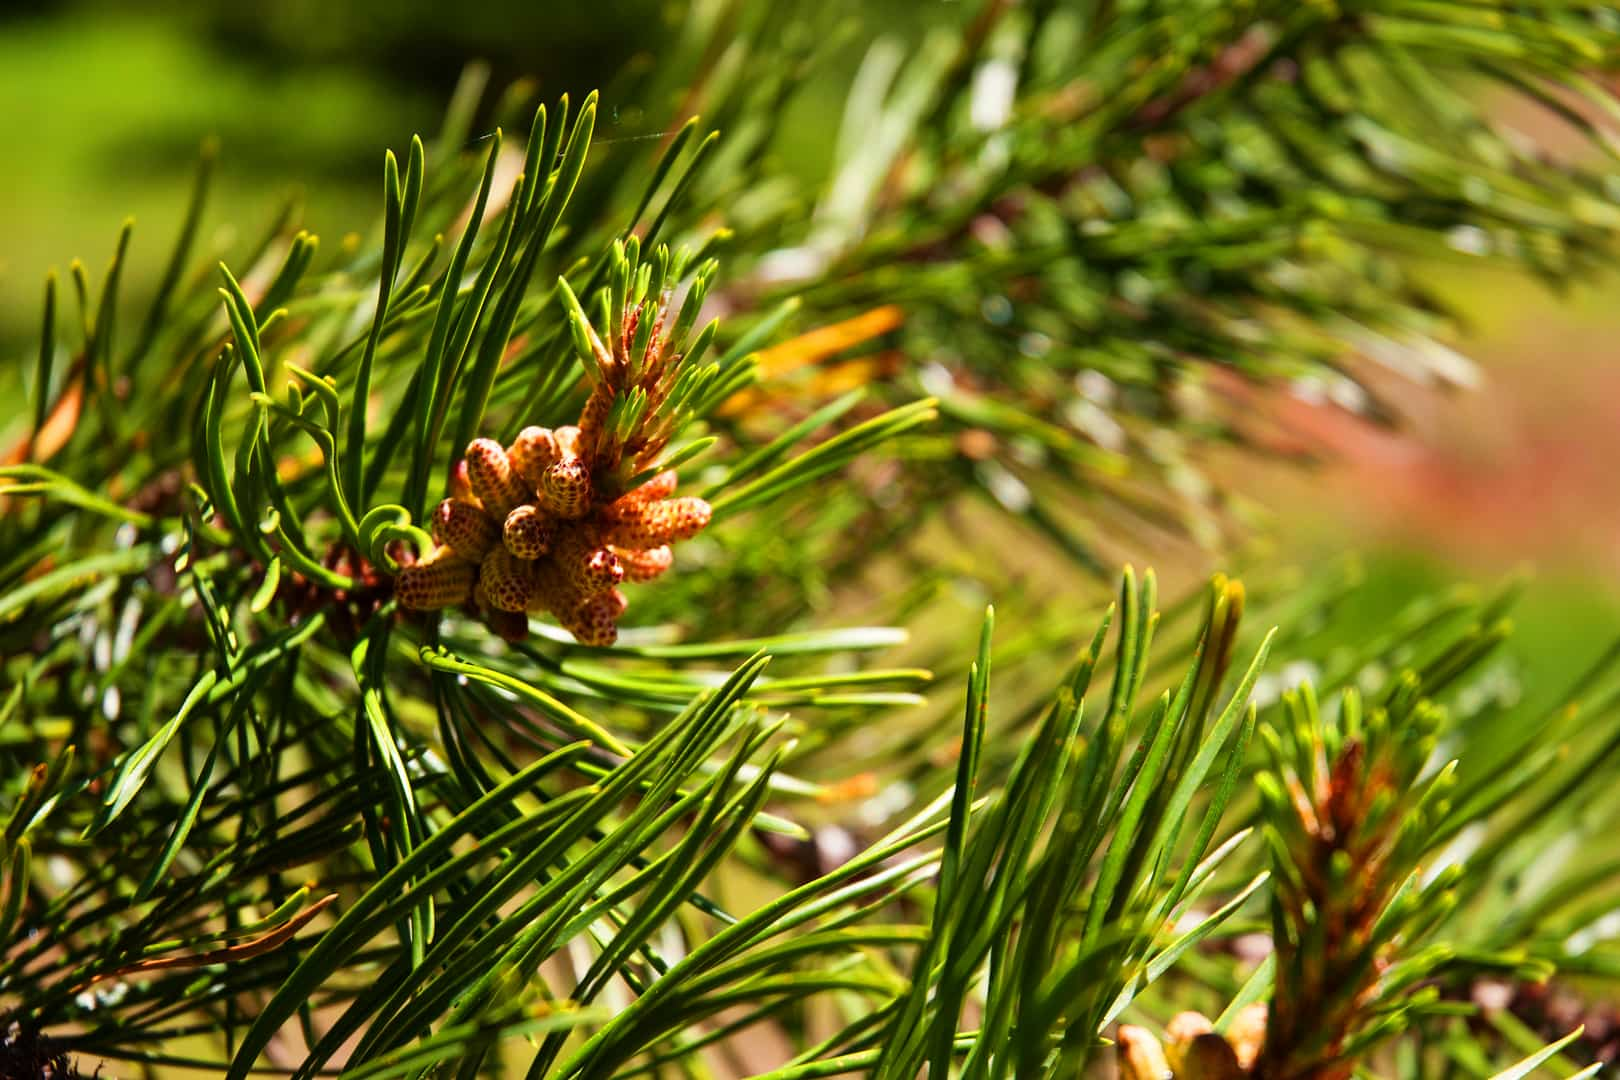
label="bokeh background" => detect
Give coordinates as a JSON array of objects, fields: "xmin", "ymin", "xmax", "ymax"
[{"xmin": 3, "ymin": 0, "xmax": 1616, "ymax": 688}]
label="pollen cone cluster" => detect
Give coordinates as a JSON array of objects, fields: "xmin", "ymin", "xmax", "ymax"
[
  {"xmin": 397, "ymin": 240, "xmax": 722, "ymax": 646},
  {"xmin": 395, "ymin": 427, "xmax": 710, "ymax": 646}
]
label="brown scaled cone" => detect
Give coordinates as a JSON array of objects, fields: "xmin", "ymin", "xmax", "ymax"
[
  {"xmin": 508, "ymin": 426, "xmax": 559, "ymax": 492},
  {"xmin": 434, "ymin": 497, "xmax": 499, "ymax": 563},
  {"xmin": 599, "ymin": 496, "xmax": 711, "ymax": 549},
  {"xmin": 465, "ymin": 438, "xmax": 529, "ymax": 518},
  {"xmin": 540, "ymin": 457, "xmax": 593, "ymax": 519},
  {"xmin": 624, "ymin": 469, "xmax": 678, "ymax": 503},
  {"xmin": 551, "ymin": 529, "xmax": 624, "ymax": 596},
  {"xmin": 396, "ymin": 548, "xmax": 475, "ymax": 611},
  {"xmin": 503, "ymin": 504, "xmax": 555, "ymax": 559},
  {"xmin": 528, "ymin": 560, "xmax": 585, "ymax": 619},
  {"xmin": 611, "ymin": 544, "xmax": 673, "ymax": 583},
  {"xmin": 553, "ymin": 425, "xmax": 582, "ymax": 459},
  {"xmin": 480, "ymin": 548, "xmax": 537, "ymax": 613},
  {"xmin": 563, "ymin": 588, "xmax": 625, "ymax": 647}
]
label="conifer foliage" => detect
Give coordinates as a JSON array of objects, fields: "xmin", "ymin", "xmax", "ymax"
[{"xmin": 4, "ymin": 2, "xmax": 1620, "ymax": 1076}]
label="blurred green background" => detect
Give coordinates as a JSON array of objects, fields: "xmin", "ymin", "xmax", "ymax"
[
  {"xmin": 3, "ymin": 0, "xmax": 1616, "ymax": 691},
  {"xmin": 0, "ymin": 0, "xmax": 673, "ymax": 355}
]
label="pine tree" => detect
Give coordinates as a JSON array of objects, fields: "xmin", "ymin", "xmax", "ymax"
[{"xmin": 4, "ymin": 3, "xmax": 1620, "ymax": 1076}]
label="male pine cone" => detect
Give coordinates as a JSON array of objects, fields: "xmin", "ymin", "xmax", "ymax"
[
  {"xmin": 396, "ymin": 241, "xmax": 720, "ymax": 646},
  {"xmin": 395, "ymin": 430, "xmax": 708, "ymax": 646}
]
